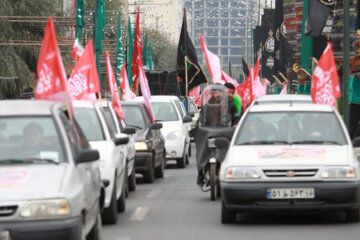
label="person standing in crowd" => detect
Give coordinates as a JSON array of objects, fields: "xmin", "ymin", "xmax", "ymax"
[{"xmin": 224, "ymin": 83, "xmax": 241, "ymax": 127}]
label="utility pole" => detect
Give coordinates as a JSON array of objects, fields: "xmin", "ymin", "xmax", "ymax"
[{"xmin": 343, "ymin": 0, "xmax": 350, "ymax": 129}]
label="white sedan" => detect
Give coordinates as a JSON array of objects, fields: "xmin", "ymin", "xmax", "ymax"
[
  {"xmin": 73, "ymin": 101, "xmax": 129, "ymax": 225},
  {"xmin": 150, "ymin": 96, "xmax": 192, "ymax": 168}
]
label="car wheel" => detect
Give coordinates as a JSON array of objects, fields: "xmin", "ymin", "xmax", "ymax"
[
  {"xmin": 117, "ymin": 180, "xmax": 126, "ymax": 213},
  {"xmin": 124, "ymin": 167, "xmax": 129, "ymax": 198},
  {"xmin": 143, "ymin": 155, "xmax": 155, "ymax": 183},
  {"xmin": 221, "ymin": 202, "xmax": 236, "ymax": 224},
  {"xmin": 188, "ymin": 143, "xmax": 191, "ymax": 158},
  {"xmin": 346, "ymin": 208, "xmax": 360, "ymax": 222},
  {"xmin": 176, "ymin": 148, "xmax": 186, "ymax": 169},
  {"xmin": 78, "ymin": 217, "xmax": 86, "ymax": 240},
  {"xmin": 155, "ymin": 151, "xmax": 165, "ymax": 178},
  {"xmin": 101, "ymin": 179, "xmax": 118, "ymax": 224},
  {"xmin": 86, "ymin": 212, "xmax": 102, "ymax": 240},
  {"xmin": 128, "ymin": 165, "xmax": 136, "ymax": 192}
]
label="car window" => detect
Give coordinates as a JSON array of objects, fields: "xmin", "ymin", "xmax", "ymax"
[
  {"xmin": 103, "ymin": 107, "xmax": 118, "ymax": 134},
  {"xmin": 189, "ymin": 101, "xmax": 198, "ymax": 113},
  {"xmin": 152, "ymin": 102, "xmax": 179, "ymax": 121},
  {"xmin": 123, "ymin": 105, "xmax": 146, "ymax": 129},
  {"xmin": 74, "ymin": 108, "xmax": 105, "ymax": 141},
  {"xmin": 99, "ymin": 108, "xmax": 115, "ymax": 139},
  {"xmin": 173, "ymin": 100, "xmax": 185, "ymax": 118},
  {"xmin": 235, "ymin": 112, "xmax": 347, "ymax": 145},
  {"xmin": 0, "ymin": 116, "xmax": 66, "ymax": 163}
]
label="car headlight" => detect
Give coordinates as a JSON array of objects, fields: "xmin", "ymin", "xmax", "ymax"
[
  {"xmin": 20, "ymin": 199, "xmax": 71, "ymax": 218},
  {"xmin": 166, "ymin": 131, "xmax": 180, "ymax": 140},
  {"xmin": 321, "ymin": 166, "xmax": 356, "ymax": 179},
  {"xmin": 135, "ymin": 142, "xmax": 148, "ymax": 151},
  {"xmin": 225, "ymin": 167, "xmax": 261, "ymax": 179}
]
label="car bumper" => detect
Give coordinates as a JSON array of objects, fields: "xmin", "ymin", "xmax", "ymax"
[
  {"xmin": 0, "ymin": 217, "xmax": 80, "ymax": 240},
  {"xmin": 221, "ymin": 181, "xmax": 360, "ymax": 212},
  {"xmin": 134, "ymin": 152, "xmax": 153, "ymax": 173},
  {"xmin": 165, "ymin": 140, "xmax": 185, "ymax": 159}
]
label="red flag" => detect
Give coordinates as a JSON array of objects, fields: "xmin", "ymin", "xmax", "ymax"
[
  {"xmin": 236, "ymin": 74, "xmax": 253, "ymax": 111},
  {"xmin": 106, "ymin": 52, "xmax": 124, "ymax": 120},
  {"xmin": 189, "ymin": 86, "xmax": 200, "ymax": 98},
  {"xmin": 119, "ymin": 64, "xmax": 136, "ymax": 100},
  {"xmin": 71, "ymin": 38, "xmax": 84, "ymax": 61},
  {"xmin": 139, "ymin": 64, "xmax": 156, "ymax": 123},
  {"xmin": 221, "ymin": 70, "xmax": 239, "ymax": 87},
  {"xmin": 131, "ymin": 7, "xmax": 142, "ymax": 93},
  {"xmin": 199, "ymin": 33, "xmax": 222, "ymax": 84},
  {"xmin": 36, "ymin": 17, "xmax": 69, "ymax": 101},
  {"xmin": 311, "ymin": 42, "xmax": 340, "ymax": 106},
  {"xmin": 68, "ymin": 40, "xmax": 100, "ymax": 101},
  {"xmin": 280, "ymin": 84, "xmax": 288, "ymax": 95},
  {"xmin": 251, "ymin": 57, "xmax": 266, "ymax": 97}
]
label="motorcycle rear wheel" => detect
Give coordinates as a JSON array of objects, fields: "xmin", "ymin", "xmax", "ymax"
[{"xmin": 210, "ymin": 163, "xmax": 216, "ymax": 201}]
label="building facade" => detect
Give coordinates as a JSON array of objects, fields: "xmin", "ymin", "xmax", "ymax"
[{"xmin": 183, "ymin": 0, "xmax": 259, "ymax": 71}]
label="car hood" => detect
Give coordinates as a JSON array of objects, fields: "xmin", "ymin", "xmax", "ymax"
[
  {"xmin": 226, "ymin": 145, "xmax": 351, "ymax": 167},
  {"xmin": 159, "ymin": 121, "xmax": 182, "ymax": 138},
  {"xmin": 0, "ymin": 164, "xmax": 67, "ymax": 201}
]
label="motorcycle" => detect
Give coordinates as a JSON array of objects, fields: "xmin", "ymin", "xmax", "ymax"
[{"xmin": 193, "ymin": 85, "xmax": 235, "ymax": 201}]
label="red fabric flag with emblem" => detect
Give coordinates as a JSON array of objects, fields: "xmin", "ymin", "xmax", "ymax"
[
  {"xmin": 36, "ymin": 17, "xmax": 69, "ymax": 100},
  {"xmin": 68, "ymin": 40, "xmax": 100, "ymax": 101},
  {"xmin": 236, "ymin": 73, "xmax": 253, "ymax": 111},
  {"xmin": 311, "ymin": 42, "xmax": 340, "ymax": 106},
  {"xmin": 131, "ymin": 7, "xmax": 142, "ymax": 93},
  {"xmin": 106, "ymin": 51, "xmax": 124, "ymax": 119},
  {"xmin": 138, "ymin": 63, "xmax": 156, "ymax": 123},
  {"xmin": 119, "ymin": 64, "xmax": 136, "ymax": 100}
]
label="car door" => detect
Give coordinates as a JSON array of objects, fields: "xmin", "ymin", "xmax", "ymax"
[{"xmin": 59, "ymin": 112, "xmax": 100, "ymax": 225}]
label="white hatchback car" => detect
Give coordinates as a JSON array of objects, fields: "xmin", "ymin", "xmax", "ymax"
[
  {"xmin": 150, "ymin": 96, "xmax": 192, "ymax": 168},
  {"xmin": 253, "ymin": 94, "xmax": 313, "ymax": 105},
  {"xmin": 74, "ymin": 101, "xmax": 129, "ymax": 225},
  {"xmin": 101, "ymin": 101, "xmax": 137, "ymax": 194},
  {"xmin": 220, "ymin": 103, "xmax": 360, "ymax": 223}
]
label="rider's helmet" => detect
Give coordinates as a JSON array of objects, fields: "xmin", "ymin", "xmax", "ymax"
[{"xmin": 199, "ymin": 84, "xmax": 230, "ymax": 127}]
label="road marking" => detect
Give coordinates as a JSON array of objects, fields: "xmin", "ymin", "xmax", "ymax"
[
  {"xmin": 130, "ymin": 207, "xmax": 149, "ymax": 221},
  {"xmin": 146, "ymin": 190, "xmax": 161, "ymax": 198}
]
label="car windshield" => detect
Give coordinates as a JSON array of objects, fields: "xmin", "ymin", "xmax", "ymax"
[
  {"xmin": 235, "ymin": 112, "xmax": 347, "ymax": 145},
  {"xmin": 189, "ymin": 101, "xmax": 198, "ymax": 113},
  {"xmin": 152, "ymin": 102, "xmax": 179, "ymax": 121},
  {"xmin": 0, "ymin": 117, "xmax": 65, "ymax": 164},
  {"xmin": 74, "ymin": 108, "xmax": 105, "ymax": 141},
  {"xmin": 123, "ymin": 106, "xmax": 146, "ymax": 129}
]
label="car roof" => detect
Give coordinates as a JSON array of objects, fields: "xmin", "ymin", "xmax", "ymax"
[
  {"xmin": 248, "ymin": 103, "xmax": 334, "ymax": 113},
  {"xmin": 72, "ymin": 100, "xmax": 96, "ymax": 108},
  {"xmin": 254, "ymin": 94, "xmax": 312, "ymax": 103},
  {"xmin": 121, "ymin": 100, "xmax": 145, "ymax": 107},
  {"xmin": 0, "ymin": 100, "xmax": 64, "ymax": 116}
]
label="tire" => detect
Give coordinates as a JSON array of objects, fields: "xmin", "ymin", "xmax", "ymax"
[
  {"xmin": 86, "ymin": 212, "xmax": 102, "ymax": 240},
  {"xmin": 216, "ymin": 184, "xmax": 221, "ymax": 198},
  {"xmin": 221, "ymin": 202, "xmax": 236, "ymax": 224},
  {"xmin": 101, "ymin": 180, "xmax": 118, "ymax": 224},
  {"xmin": 155, "ymin": 151, "xmax": 165, "ymax": 178},
  {"xmin": 78, "ymin": 217, "xmax": 86, "ymax": 240},
  {"xmin": 210, "ymin": 163, "xmax": 216, "ymax": 201},
  {"xmin": 143, "ymin": 155, "xmax": 155, "ymax": 183},
  {"xmin": 177, "ymin": 144, "xmax": 187, "ymax": 168},
  {"xmin": 346, "ymin": 208, "xmax": 360, "ymax": 222},
  {"xmin": 188, "ymin": 143, "xmax": 191, "ymax": 158},
  {"xmin": 124, "ymin": 167, "xmax": 129, "ymax": 198},
  {"xmin": 128, "ymin": 165, "xmax": 136, "ymax": 192},
  {"xmin": 117, "ymin": 181, "xmax": 126, "ymax": 213}
]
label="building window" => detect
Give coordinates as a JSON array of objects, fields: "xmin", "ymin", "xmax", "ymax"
[
  {"xmin": 195, "ymin": 19, "xmax": 204, "ymax": 28},
  {"xmin": 221, "ymin": 39, "xmax": 228, "ymax": 46},
  {"xmin": 206, "ymin": 19, "xmax": 218, "ymax": 27},
  {"xmin": 231, "ymin": 29, "xmax": 241, "ymax": 37},
  {"xmin": 221, "ymin": 48, "xmax": 228, "ymax": 55},
  {"xmin": 206, "ymin": 29, "xmax": 218, "ymax": 37},
  {"xmin": 207, "ymin": 9, "xmax": 219, "ymax": 18},
  {"xmin": 195, "ymin": 2, "xmax": 203, "ymax": 8},
  {"xmin": 231, "ymin": 48, "xmax": 242, "ymax": 55},
  {"xmin": 221, "ymin": 10, "xmax": 228, "ymax": 18},
  {"xmin": 221, "ymin": 19, "xmax": 229, "ymax": 27},
  {"xmin": 230, "ymin": 57, "xmax": 242, "ymax": 64},
  {"xmin": 209, "ymin": 47, "xmax": 218, "ymax": 55},
  {"xmin": 221, "ymin": 29, "xmax": 229, "ymax": 36},
  {"xmin": 221, "ymin": 1, "xmax": 229, "ymax": 8},
  {"xmin": 195, "ymin": 10, "xmax": 204, "ymax": 18},
  {"xmin": 207, "ymin": 38, "xmax": 218, "ymax": 46},
  {"xmin": 207, "ymin": 1, "xmax": 219, "ymax": 8},
  {"xmin": 230, "ymin": 38, "xmax": 243, "ymax": 46}
]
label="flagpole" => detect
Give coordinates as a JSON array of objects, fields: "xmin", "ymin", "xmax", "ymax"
[
  {"xmin": 98, "ymin": 91, "xmax": 103, "ymax": 110},
  {"xmin": 343, "ymin": 0, "xmax": 350, "ymax": 129},
  {"xmin": 185, "ymin": 56, "xmax": 188, "ymax": 96},
  {"xmin": 63, "ymin": 91, "xmax": 73, "ymax": 122}
]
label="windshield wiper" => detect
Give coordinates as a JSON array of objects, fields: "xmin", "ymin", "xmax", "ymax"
[
  {"xmin": 126, "ymin": 124, "xmax": 142, "ymax": 129},
  {"xmin": 239, "ymin": 140, "xmax": 290, "ymax": 145},
  {"xmin": 0, "ymin": 158, "xmax": 59, "ymax": 165},
  {"xmin": 290, "ymin": 140, "xmax": 342, "ymax": 145}
]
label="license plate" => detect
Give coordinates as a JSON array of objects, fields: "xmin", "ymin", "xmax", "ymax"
[
  {"xmin": 0, "ymin": 230, "xmax": 11, "ymax": 240},
  {"xmin": 267, "ymin": 188, "xmax": 315, "ymax": 199}
]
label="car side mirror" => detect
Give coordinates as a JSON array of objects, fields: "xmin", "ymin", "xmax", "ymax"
[
  {"xmin": 113, "ymin": 136, "xmax": 129, "ymax": 146},
  {"xmin": 76, "ymin": 149, "xmax": 100, "ymax": 164},
  {"xmin": 353, "ymin": 137, "xmax": 360, "ymax": 148},
  {"xmin": 150, "ymin": 123, "xmax": 162, "ymax": 130},
  {"xmin": 183, "ymin": 116, "xmax": 192, "ymax": 123},
  {"xmin": 187, "ymin": 113, "xmax": 195, "ymax": 118},
  {"xmin": 123, "ymin": 127, "xmax": 136, "ymax": 135}
]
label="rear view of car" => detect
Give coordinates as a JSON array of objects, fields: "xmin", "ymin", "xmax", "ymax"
[
  {"xmin": 220, "ymin": 103, "xmax": 360, "ymax": 223},
  {"xmin": 0, "ymin": 100, "xmax": 102, "ymax": 240}
]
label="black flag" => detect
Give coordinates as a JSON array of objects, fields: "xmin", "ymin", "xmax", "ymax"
[
  {"xmin": 242, "ymin": 58, "xmax": 249, "ymax": 78},
  {"xmin": 177, "ymin": 9, "xmax": 207, "ymax": 96},
  {"xmin": 305, "ymin": 0, "xmax": 333, "ymax": 37}
]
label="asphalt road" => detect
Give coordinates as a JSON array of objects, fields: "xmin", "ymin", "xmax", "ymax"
[{"xmin": 102, "ymin": 144, "xmax": 360, "ymax": 240}]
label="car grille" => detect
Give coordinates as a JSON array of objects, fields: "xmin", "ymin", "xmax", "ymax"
[
  {"xmin": 263, "ymin": 169, "xmax": 318, "ymax": 178},
  {"xmin": 0, "ymin": 206, "xmax": 17, "ymax": 217}
]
